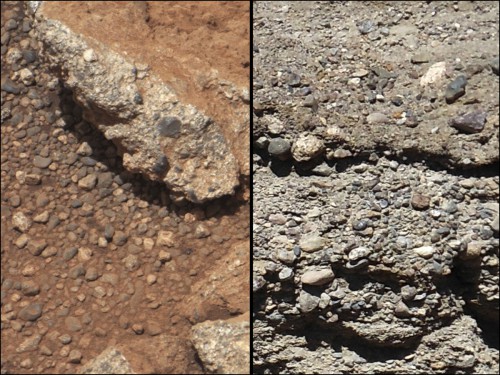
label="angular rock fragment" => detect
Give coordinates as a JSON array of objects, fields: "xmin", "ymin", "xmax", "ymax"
[
  {"xmin": 31, "ymin": 2, "xmax": 249, "ymax": 203},
  {"xmin": 449, "ymin": 111, "xmax": 487, "ymax": 133}
]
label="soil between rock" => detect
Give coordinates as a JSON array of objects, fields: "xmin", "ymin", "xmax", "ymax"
[{"xmin": 1, "ymin": 1, "xmax": 249, "ymax": 374}]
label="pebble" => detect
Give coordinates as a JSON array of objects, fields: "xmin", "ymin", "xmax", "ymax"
[
  {"xmin": 33, "ymin": 210, "xmax": 50, "ymax": 223},
  {"xmin": 298, "ymin": 291, "xmax": 320, "ymax": 313},
  {"xmin": 411, "ymin": 52, "xmax": 431, "ymax": 64},
  {"xmin": 301, "ymin": 268, "xmax": 335, "ymax": 285},
  {"xmin": 366, "ymin": 112, "xmax": 389, "ymax": 124},
  {"xmin": 299, "ymin": 233, "xmax": 325, "ymax": 252},
  {"xmin": 146, "ymin": 321, "xmax": 163, "ymax": 336},
  {"xmin": 113, "ymin": 230, "xmax": 128, "ymax": 246},
  {"xmin": 490, "ymin": 56, "xmax": 499, "ymax": 75},
  {"xmin": 12, "ymin": 211, "xmax": 31, "ymax": 232},
  {"xmin": 413, "ymin": 245, "xmax": 435, "ymax": 259},
  {"xmin": 348, "ymin": 247, "xmax": 371, "ymax": 262},
  {"xmin": 420, "ymin": 61, "xmax": 447, "ymax": 86},
  {"xmin": 18, "ymin": 303, "xmax": 43, "ymax": 321},
  {"xmin": 445, "ymin": 75, "xmax": 467, "ymax": 104},
  {"xmin": 78, "ymin": 174, "xmax": 97, "ymax": 190},
  {"xmin": 132, "ymin": 323, "xmax": 144, "ymax": 335},
  {"xmin": 16, "ymin": 334, "xmax": 42, "ymax": 353},
  {"xmin": 278, "ymin": 267, "xmax": 294, "ymax": 281},
  {"xmin": 449, "ymin": 111, "xmax": 487, "ymax": 133},
  {"xmin": 68, "ymin": 350, "xmax": 83, "ymax": 364},
  {"xmin": 291, "ymin": 134, "xmax": 324, "ymax": 162},
  {"xmin": 268, "ymin": 137, "xmax": 291, "ymax": 160},
  {"xmin": 411, "ymin": 193, "xmax": 431, "ymax": 210},
  {"xmin": 65, "ymin": 316, "xmax": 83, "ymax": 332}
]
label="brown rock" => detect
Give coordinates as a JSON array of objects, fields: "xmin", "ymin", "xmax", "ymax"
[{"xmin": 411, "ymin": 193, "xmax": 430, "ymax": 210}]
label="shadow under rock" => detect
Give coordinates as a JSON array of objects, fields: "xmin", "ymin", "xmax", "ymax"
[{"xmin": 54, "ymin": 85, "xmax": 244, "ymax": 220}]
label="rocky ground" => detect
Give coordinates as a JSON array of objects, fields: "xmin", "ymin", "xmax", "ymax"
[
  {"xmin": 253, "ymin": 1, "xmax": 499, "ymax": 374},
  {"xmin": 1, "ymin": 1, "xmax": 249, "ymax": 374}
]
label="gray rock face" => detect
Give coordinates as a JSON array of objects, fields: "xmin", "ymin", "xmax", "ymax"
[
  {"xmin": 78, "ymin": 347, "xmax": 135, "ymax": 374},
  {"xmin": 32, "ymin": 15, "xmax": 240, "ymax": 203},
  {"xmin": 191, "ymin": 319, "xmax": 249, "ymax": 375}
]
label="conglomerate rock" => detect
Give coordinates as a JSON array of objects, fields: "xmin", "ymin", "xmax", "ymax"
[{"xmin": 30, "ymin": 1, "xmax": 249, "ymax": 203}]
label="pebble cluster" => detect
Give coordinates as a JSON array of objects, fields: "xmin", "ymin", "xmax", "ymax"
[
  {"xmin": 253, "ymin": 1, "xmax": 499, "ymax": 374},
  {"xmin": 1, "ymin": 2, "xmax": 249, "ymax": 374}
]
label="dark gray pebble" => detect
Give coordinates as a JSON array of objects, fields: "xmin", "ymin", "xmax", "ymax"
[{"xmin": 449, "ymin": 111, "xmax": 487, "ymax": 133}]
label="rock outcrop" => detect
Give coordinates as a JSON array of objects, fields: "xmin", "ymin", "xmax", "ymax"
[{"xmin": 30, "ymin": 1, "xmax": 249, "ymax": 203}]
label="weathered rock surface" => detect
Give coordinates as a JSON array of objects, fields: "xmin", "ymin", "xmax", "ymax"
[
  {"xmin": 78, "ymin": 347, "xmax": 135, "ymax": 374},
  {"xmin": 192, "ymin": 316, "xmax": 250, "ymax": 374},
  {"xmin": 30, "ymin": 1, "xmax": 249, "ymax": 203}
]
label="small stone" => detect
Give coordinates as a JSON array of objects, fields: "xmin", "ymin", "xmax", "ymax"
[
  {"xmin": 449, "ymin": 111, "xmax": 487, "ymax": 134},
  {"xmin": 348, "ymin": 247, "xmax": 371, "ymax": 262},
  {"xmin": 276, "ymin": 249, "xmax": 296, "ymax": 265},
  {"xmin": 278, "ymin": 267, "xmax": 294, "ymax": 281},
  {"xmin": 12, "ymin": 212, "xmax": 31, "ymax": 232},
  {"xmin": 394, "ymin": 301, "xmax": 412, "ymax": 317},
  {"xmin": 21, "ymin": 280, "xmax": 40, "ymax": 296},
  {"xmin": 420, "ymin": 61, "xmax": 447, "ymax": 86},
  {"xmin": 65, "ymin": 317, "xmax": 82, "ymax": 332},
  {"xmin": 19, "ymin": 68, "xmax": 35, "ymax": 85},
  {"xmin": 113, "ymin": 231, "xmax": 128, "ymax": 246},
  {"xmin": 25, "ymin": 174, "xmax": 42, "ymax": 185},
  {"xmin": 158, "ymin": 250, "xmax": 172, "ymax": 262},
  {"xmin": 445, "ymin": 75, "xmax": 467, "ymax": 104},
  {"xmin": 413, "ymin": 246, "xmax": 435, "ymax": 259},
  {"xmin": 132, "ymin": 323, "xmax": 144, "ymax": 335},
  {"xmin": 18, "ymin": 303, "xmax": 43, "ymax": 321},
  {"xmin": 411, "ymin": 52, "xmax": 431, "ymax": 64},
  {"xmin": 59, "ymin": 334, "xmax": 72, "ymax": 345},
  {"xmin": 146, "ymin": 321, "xmax": 162, "ymax": 336},
  {"xmin": 461, "ymin": 241, "xmax": 483, "ymax": 259},
  {"xmin": 83, "ymin": 48, "xmax": 97, "ymax": 62},
  {"xmin": 28, "ymin": 238, "xmax": 47, "ymax": 256},
  {"xmin": 68, "ymin": 349, "xmax": 83, "ymax": 364},
  {"xmin": 291, "ymin": 134, "xmax": 324, "ymax": 162},
  {"xmin": 268, "ymin": 138, "xmax": 291, "ymax": 160},
  {"xmin": 401, "ymin": 285, "xmax": 417, "ymax": 301},
  {"xmin": 63, "ymin": 247, "xmax": 78, "ymax": 261},
  {"xmin": 78, "ymin": 247, "xmax": 93, "ymax": 262},
  {"xmin": 411, "ymin": 193, "xmax": 431, "ymax": 210},
  {"xmin": 33, "ymin": 210, "xmax": 50, "ymax": 223},
  {"xmin": 367, "ymin": 112, "xmax": 389, "ymax": 124},
  {"xmin": 156, "ymin": 231, "xmax": 174, "ymax": 247},
  {"xmin": 490, "ymin": 56, "xmax": 499, "ymax": 76},
  {"xmin": 85, "ymin": 267, "xmax": 99, "ymax": 281},
  {"xmin": 123, "ymin": 254, "xmax": 140, "ymax": 271},
  {"xmin": 298, "ymin": 291, "xmax": 320, "ymax": 313},
  {"xmin": 352, "ymin": 69, "xmax": 369, "ymax": 78},
  {"xmin": 301, "ymin": 268, "xmax": 335, "ymax": 285},
  {"xmin": 15, "ymin": 234, "xmax": 29, "ymax": 249},
  {"xmin": 16, "ymin": 334, "xmax": 42, "ymax": 353},
  {"xmin": 299, "ymin": 233, "xmax": 325, "ymax": 252},
  {"xmin": 146, "ymin": 274, "xmax": 157, "ymax": 285},
  {"xmin": 78, "ymin": 174, "xmax": 97, "ymax": 191}
]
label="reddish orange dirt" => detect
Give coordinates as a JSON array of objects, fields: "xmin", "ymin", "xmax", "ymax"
[{"xmin": 0, "ymin": 1, "xmax": 249, "ymax": 374}]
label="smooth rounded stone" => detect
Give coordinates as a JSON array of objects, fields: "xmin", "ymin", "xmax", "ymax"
[
  {"xmin": 158, "ymin": 250, "xmax": 172, "ymax": 263},
  {"xmin": 63, "ymin": 247, "xmax": 78, "ymax": 261},
  {"xmin": 59, "ymin": 334, "xmax": 72, "ymax": 345},
  {"xmin": 1, "ymin": 77, "xmax": 21, "ymax": 94},
  {"xmin": 65, "ymin": 316, "xmax": 83, "ymax": 332},
  {"xmin": 268, "ymin": 137, "xmax": 291, "ymax": 160},
  {"xmin": 445, "ymin": 75, "xmax": 467, "ymax": 104},
  {"xmin": 291, "ymin": 134, "xmax": 324, "ymax": 162},
  {"xmin": 299, "ymin": 233, "xmax": 325, "ymax": 253},
  {"xmin": 311, "ymin": 164, "xmax": 333, "ymax": 176},
  {"xmin": 25, "ymin": 174, "xmax": 42, "ymax": 185},
  {"xmin": 449, "ymin": 111, "xmax": 487, "ymax": 134},
  {"xmin": 113, "ymin": 231, "xmax": 128, "ymax": 246},
  {"xmin": 348, "ymin": 247, "xmax": 371, "ymax": 262},
  {"xmin": 253, "ymin": 275, "xmax": 266, "ymax": 293},
  {"xmin": 68, "ymin": 349, "xmax": 83, "ymax": 364},
  {"xmin": 303, "ymin": 95, "xmax": 318, "ymax": 109},
  {"xmin": 411, "ymin": 193, "xmax": 431, "ymax": 210},
  {"xmin": 81, "ymin": 156, "xmax": 97, "ymax": 166},
  {"xmin": 298, "ymin": 290, "xmax": 320, "ymax": 313},
  {"xmin": 18, "ymin": 303, "xmax": 43, "ymax": 321},
  {"xmin": 21, "ymin": 280, "xmax": 40, "ymax": 296},
  {"xmin": 413, "ymin": 246, "xmax": 435, "ymax": 259},
  {"xmin": 9, "ymin": 195, "xmax": 21, "ymax": 207},
  {"xmin": 5, "ymin": 18, "xmax": 18, "ymax": 30},
  {"xmin": 401, "ymin": 285, "xmax": 418, "ymax": 301},
  {"xmin": 85, "ymin": 267, "xmax": 100, "ymax": 281},
  {"xmin": 301, "ymin": 268, "xmax": 335, "ymax": 286},
  {"xmin": 352, "ymin": 69, "xmax": 369, "ymax": 78},
  {"xmin": 12, "ymin": 211, "xmax": 31, "ymax": 232},
  {"xmin": 146, "ymin": 274, "xmax": 157, "ymax": 285},
  {"xmin": 345, "ymin": 259, "xmax": 369, "ymax": 270},
  {"xmin": 276, "ymin": 249, "xmax": 296, "ymax": 265},
  {"xmin": 254, "ymin": 136, "xmax": 269, "ymax": 149},
  {"xmin": 352, "ymin": 219, "xmax": 369, "ymax": 231},
  {"xmin": 15, "ymin": 234, "xmax": 29, "ymax": 249},
  {"xmin": 146, "ymin": 321, "xmax": 162, "ymax": 336},
  {"xmin": 78, "ymin": 174, "xmax": 97, "ymax": 190},
  {"xmin": 278, "ymin": 267, "xmax": 294, "ymax": 281},
  {"xmin": 490, "ymin": 56, "xmax": 499, "ymax": 75},
  {"xmin": 104, "ymin": 224, "xmax": 115, "ymax": 241},
  {"xmin": 442, "ymin": 200, "xmax": 458, "ymax": 214},
  {"xmin": 366, "ymin": 112, "xmax": 389, "ymax": 124},
  {"xmin": 101, "ymin": 273, "xmax": 119, "ymax": 286},
  {"xmin": 69, "ymin": 264, "xmax": 85, "ymax": 279}
]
